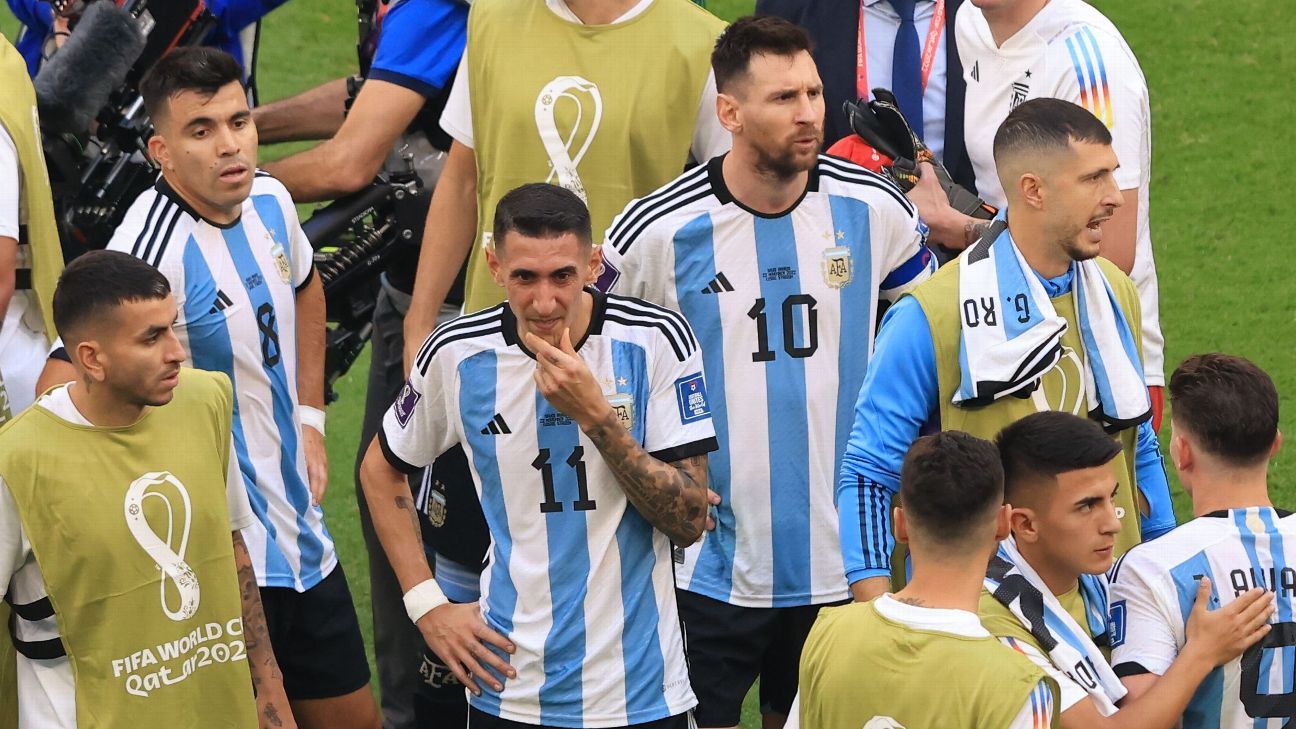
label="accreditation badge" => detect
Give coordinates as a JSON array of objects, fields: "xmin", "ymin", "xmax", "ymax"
[
  {"xmin": 822, "ymin": 246, "xmax": 853, "ymax": 289},
  {"xmin": 608, "ymin": 392, "xmax": 634, "ymax": 431},
  {"xmin": 270, "ymin": 239, "xmax": 292, "ymax": 284}
]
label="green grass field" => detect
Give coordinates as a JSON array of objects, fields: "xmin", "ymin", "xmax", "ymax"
[{"xmin": 6, "ymin": 1, "xmax": 1294, "ymax": 726}]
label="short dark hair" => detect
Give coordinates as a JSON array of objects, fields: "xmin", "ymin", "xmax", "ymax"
[
  {"xmin": 899, "ymin": 431, "xmax": 1004, "ymax": 546},
  {"xmin": 1170, "ymin": 354, "xmax": 1279, "ymax": 467},
  {"xmin": 53, "ymin": 250, "xmax": 171, "ymax": 341},
  {"xmin": 997, "ymin": 412, "xmax": 1122, "ymax": 504},
  {"xmin": 492, "ymin": 183, "xmax": 592, "ymax": 248},
  {"xmin": 711, "ymin": 15, "xmax": 814, "ymax": 93},
  {"xmin": 140, "ymin": 47, "xmax": 244, "ymax": 123},
  {"xmin": 992, "ymin": 98, "xmax": 1113, "ymax": 169}
]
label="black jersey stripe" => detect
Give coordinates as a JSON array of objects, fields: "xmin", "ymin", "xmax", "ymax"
[
  {"xmin": 130, "ymin": 192, "xmax": 165, "ymax": 257},
  {"xmin": 817, "ymin": 157, "xmax": 913, "ymax": 204},
  {"xmin": 607, "ymin": 169, "xmax": 713, "ymax": 253},
  {"xmin": 415, "ymin": 315, "xmax": 504, "ymax": 373},
  {"xmin": 146, "ymin": 203, "xmax": 187, "ymax": 268},
  {"xmin": 817, "ymin": 169, "xmax": 914, "ymax": 216},
  {"xmin": 603, "ymin": 313, "xmax": 688, "ymax": 362},
  {"xmin": 611, "ymin": 186, "xmax": 718, "ymax": 257},
  {"xmin": 415, "ymin": 309, "xmax": 506, "ymax": 374},
  {"xmin": 604, "ymin": 295, "xmax": 698, "ymax": 351},
  {"xmin": 419, "ymin": 326, "xmax": 505, "ymax": 375},
  {"xmin": 137, "ymin": 201, "xmax": 181, "ymax": 265},
  {"xmin": 606, "ymin": 165, "xmax": 709, "ymax": 244}
]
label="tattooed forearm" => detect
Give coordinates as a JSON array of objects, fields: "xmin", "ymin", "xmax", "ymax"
[
  {"xmin": 395, "ymin": 495, "xmax": 423, "ymax": 536},
  {"xmin": 583, "ymin": 410, "xmax": 709, "ymax": 545},
  {"xmin": 233, "ymin": 531, "xmax": 287, "ymax": 727}
]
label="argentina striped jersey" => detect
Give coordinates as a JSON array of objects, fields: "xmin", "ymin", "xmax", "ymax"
[
  {"xmin": 104, "ymin": 173, "xmax": 334, "ymax": 591},
  {"xmin": 599, "ymin": 154, "xmax": 934, "ymax": 607},
  {"xmin": 378, "ymin": 290, "xmax": 716, "ymax": 727},
  {"xmin": 1109, "ymin": 507, "xmax": 1296, "ymax": 728}
]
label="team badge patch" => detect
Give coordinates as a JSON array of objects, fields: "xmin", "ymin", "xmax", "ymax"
[
  {"xmin": 426, "ymin": 486, "xmax": 447, "ymax": 528},
  {"xmin": 608, "ymin": 392, "xmax": 634, "ymax": 430},
  {"xmin": 393, "ymin": 381, "xmax": 422, "ymax": 428},
  {"xmin": 674, "ymin": 373, "xmax": 711, "ymax": 424},
  {"xmin": 270, "ymin": 240, "xmax": 292, "ymax": 284},
  {"xmin": 1108, "ymin": 599, "xmax": 1127, "ymax": 648},
  {"xmin": 821, "ymin": 246, "xmax": 853, "ymax": 289}
]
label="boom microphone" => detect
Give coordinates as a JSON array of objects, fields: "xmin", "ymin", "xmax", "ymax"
[{"xmin": 34, "ymin": 2, "xmax": 147, "ymax": 135}]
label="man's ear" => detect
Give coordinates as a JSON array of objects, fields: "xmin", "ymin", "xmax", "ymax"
[
  {"xmin": 1169, "ymin": 430, "xmax": 1192, "ymax": 474},
  {"xmin": 1008, "ymin": 505, "xmax": 1039, "ymax": 543},
  {"xmin": 586, "ymin": 244, "xmax": 604, "ymax": 285},
  {"xmin": 74, "ymin": 340, "xmax": 107, "ymax": 385},
  {"xmin": 485, "ymin": 238, "xmax": 504, "ymax": 287},
  {"xmin": 147, "ymin": 134, "xmax": 170, "ymax": 170},
  {"xmin": 1018, "ymin": 172, "xmax": 1045, "ymax": 210},
  {"xmin": 1270, "ymin": 430, "xmax": 1283, "ymax": 460},
  {"xmin": 716, "ymin": 91, "xmax": 742, "ymax": 135},
  {"xmin": 894, "ymin": 505, "xmax": 909, "ymax": 546},
  {"xmin": 994, "ymin": 504, "xmax": 1012, "ymax": 541}
]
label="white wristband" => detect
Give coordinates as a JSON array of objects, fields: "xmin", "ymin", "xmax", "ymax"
[
  {"xmin": 403, "ymin": 578, "xmax": 449, "ymax": 624},
  {"xmin": 299, "ymin": 405, "xmax": 326, "ymax": 435}
]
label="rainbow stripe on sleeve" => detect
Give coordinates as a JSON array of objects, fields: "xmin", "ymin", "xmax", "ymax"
[{"xmin": 1064, "ymin": 27, "xmax": 1115, "ymax": 128}]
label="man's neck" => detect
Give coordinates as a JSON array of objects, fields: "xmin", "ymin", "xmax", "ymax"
[
  {"xmin": 66, "ymin": 380, "xmax": 147, "ymax": 428},
  {"xmin": 982, "ymin": 0, "xmax": 1051, "ymax": 47},
  {"xmin": 161, "ymin": 173, "xmax": 240, "ymax": 226},
  {"xmin": 1014, "ymin": 540, "xmax": 1078, "ymax": 596},
  {"xmin": 1191, "ymin": 473, "xmax": 1274, "ymax": 517},
  {"xmin": 562, "ymin": 0, "xmax": 640, "ymax": 25},
  {"xmin": 891, "ymin": 559, "xmax": 990, "ymax": 613},
  {"xmin": 721, "ymin": 150, "xmax": 809, "ymax": 216},
  {"xmin": 1006, "ymin": 205, "xmax": 1071, "ymax": 279}
]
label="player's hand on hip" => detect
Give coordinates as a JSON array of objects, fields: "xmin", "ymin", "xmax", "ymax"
[
  {"xmin": 705, "ymin": 489, "xmax": 721, "ymax": 531},
  {"xmin": 526, "ymin": 329, "xmax": 612, "ymax": 430},
  {"xmin": 905, "ymin": 162, "xmax": 980, "ymax": 251},
  {"xmin": 417, "ymin": 602, "xmax": 517, "ymax": 696},
  {"xmin": 1184, "ymin": 577, "xmax": 1275, "ymax": 666},
  {"xmin": 302, "ymin": 425, "xmax": 329, "ymax": 505}
]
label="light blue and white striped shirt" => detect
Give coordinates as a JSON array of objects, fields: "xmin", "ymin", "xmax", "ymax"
[
  {"xmin": 600, "ymin": 154, "xmax": 934, "ymax": 607},
  {"xmin": 105, "ymin": 172, "xmax": 334, "ymax": 591},
  {"xmin": 1110, "ymin": 507, "xmax": 1296, "ymax": 728}
]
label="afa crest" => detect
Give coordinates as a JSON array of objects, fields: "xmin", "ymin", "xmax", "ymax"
[
  {"xmin": 608, "ymin": 392, "xmax": 635, "ymax": 431},
  {"xmin": 821, "ymin": 246, "xmax": 853, "ymax": 289},
  {"xmin": 425, "ymin": 485, "xmax": 448, "ymax": 528},
  {"xmin": 269, "ymin": 237, "xmax": 292, "ymax": 284}
]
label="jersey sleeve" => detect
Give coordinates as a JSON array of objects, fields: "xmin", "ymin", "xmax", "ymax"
[
  {"xmin": 368, "ymin": 0, "xmax": 468, "ymax": 97},
  {"xmin": 597, "ymin": 198, "xmax": 669, "ymax": 303},
  {"xmin": 378, "ymin": 334, "xmax": 456, "ymax": 473},
  {"xmin": 1049, "ymin": 26, "xmax": 1148, "ymax": 189},
  {"xmin": 1108, "ymin": 552, "xmax": 1181, "ymax": 677},
  {"xmin": 690, "ymin": 71, "xmax": 730, "ymax": 162},
  {"xmin": 999, "ymin": 636, "xmax": 1091, "ymax": 713},
  {"xmin": 224, "ymin": 433, "xmax": 256, "ymax": 531},
  {"xmin": 643, "ymin": 315, "xmax": 718, "ymax": 462},
  {"xmin": 1006, "ymin": 679, "xmax": 1058, "ymax": 729},
  {"xmin": 877, "ymin": 197, "xmax": 936, "ymax": 302},
  {"xmin": 438, "ymin": 50, "xmax": 473, "ymax": 148},
  {"xmin": 104, "ymin": 191, "xmax": 191, "ymax": 309}
]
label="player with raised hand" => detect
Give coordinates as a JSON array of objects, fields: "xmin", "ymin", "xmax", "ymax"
[
  {"xmin": 360, "ymin": 183, "xmax": 718, "ymax": 729},
  {"xmin": 980, "ymin": 410, "xmax": 1275, "ymax": 728},
  {"xmin": 1111, "ymin": 354, "xmax": 1294, "ymax": 728}
]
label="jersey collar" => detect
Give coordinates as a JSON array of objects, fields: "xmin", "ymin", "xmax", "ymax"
[
  {"xmin": 1202, "ymin": 507, "xmax": 1293, "ymax": 519},
  {"xmin": 708, "ymin": 153, "xmax": 819, "ymax": 220},
  {"xmin": 155, "ymin": 175, "xmax": 242, "ymax": 230},
  {"xmin": 501, "ymin": 286, "xmax": 608, "ymax": 360}
]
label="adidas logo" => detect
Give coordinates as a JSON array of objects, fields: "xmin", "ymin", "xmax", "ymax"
[
  {"xmin": 971, "ymin": 61, "xmax": 980, "ymax": 83},
  {"xmin": 700, "ymin": 272, "xmax": 734, "ymax": 294},
  {"xmin": 480, "ymin": 413, "xmax": 511, "ymax": 435},
  {"xmin": 208, "ymin": 289, "xmax": 233, "ymax": 315}
]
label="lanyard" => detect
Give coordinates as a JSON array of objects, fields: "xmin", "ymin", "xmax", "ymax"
[{"xmin": 856, "ymin": 0, "xmax": 947, "ymax": 101}]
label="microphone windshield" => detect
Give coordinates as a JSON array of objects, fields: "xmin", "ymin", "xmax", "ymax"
[{"xmin": 34, "ymin": 2, "xmax": 147, "ymax": 135}]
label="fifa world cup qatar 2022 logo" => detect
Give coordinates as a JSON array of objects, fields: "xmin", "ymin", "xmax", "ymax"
[{"xmin": 124, "ymin": 471, "xmax": 201, "ymax": 622}]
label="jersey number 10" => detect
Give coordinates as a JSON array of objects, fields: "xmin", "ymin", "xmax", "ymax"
[{"xmin": 748, "ymin": 295, "xmax": 819, "ymax": 362}]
